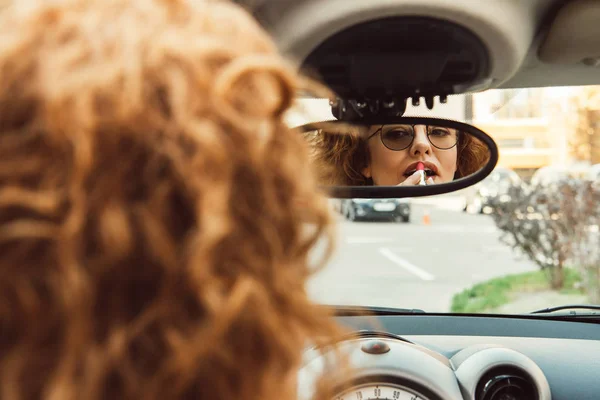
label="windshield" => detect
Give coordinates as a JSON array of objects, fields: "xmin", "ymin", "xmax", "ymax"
[{"xmin": 292, "ymin": 85, "xmax": 600, "ymax": 314}]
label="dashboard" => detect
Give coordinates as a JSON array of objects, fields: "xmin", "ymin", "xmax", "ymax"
[{"xmin": 298, "ymin": 313, "xmax": 600, "ymax": 400}]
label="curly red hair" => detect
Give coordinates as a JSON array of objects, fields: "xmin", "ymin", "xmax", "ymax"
[{"xmin": 0, "ymin": 1, "xmax": 346, "ymax": 399}]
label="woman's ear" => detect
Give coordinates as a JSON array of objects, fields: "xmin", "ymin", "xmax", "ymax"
[{"xmin": 361, "ymin": 165, "xmax": 372, "ymax": 178}]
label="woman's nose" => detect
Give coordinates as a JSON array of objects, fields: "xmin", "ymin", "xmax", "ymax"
[{"xmin": 410, "ymin": 126, "xmax": 431, "ymax": 156}]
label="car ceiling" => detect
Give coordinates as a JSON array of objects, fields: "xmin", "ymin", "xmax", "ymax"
[{"xmin": 236, "ymin": 0, "xmax": 600, "ymax": 92}]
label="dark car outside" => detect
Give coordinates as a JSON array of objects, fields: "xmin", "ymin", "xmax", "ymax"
[{"xmin": 340, "ymin": 198, "xmax": 411, "ymax": 222}]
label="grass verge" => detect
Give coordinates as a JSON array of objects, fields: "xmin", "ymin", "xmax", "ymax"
[{"xmin": 451, "ymin": 268, "xmax": 584, "ymax": 313}]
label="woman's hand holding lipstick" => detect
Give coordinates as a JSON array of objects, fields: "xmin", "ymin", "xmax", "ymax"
[
  {"xmin": 398, "ymin": 162, "xmax": 434, "ymax": 186},
  {"xmin": 397, "ymin": 171, "xmax": 435, "ymax": 186}
]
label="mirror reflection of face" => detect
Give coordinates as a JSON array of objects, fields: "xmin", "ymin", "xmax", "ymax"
[{"xmin": 361, "ymin": 124, "xmax": 458, "ymax": 186}]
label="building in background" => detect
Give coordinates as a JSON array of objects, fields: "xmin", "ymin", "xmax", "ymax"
[{"xmin": 471, "ymin": 87, "xmax": 577, "ymax": 181}]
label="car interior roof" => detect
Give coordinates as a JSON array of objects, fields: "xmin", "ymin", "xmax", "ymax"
[{"xmin": 237, "ymin": 0, "xmax": 600, "ymax": 91}]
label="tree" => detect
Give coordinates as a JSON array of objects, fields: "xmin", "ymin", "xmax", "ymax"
[
  {"xmin": 569, "ymin": 87, "xmax": 600, "ymax": 164},
  {"xmin": 488, "ymin": 179, "xmax": 600, "ymax": 298},
  {"xmin": 488, "ymin": 182, "xmax": 570, "ymax": 289},
  {"xmin": 560, "ymin": 180, "xmax": 600, "ymax": 303}
]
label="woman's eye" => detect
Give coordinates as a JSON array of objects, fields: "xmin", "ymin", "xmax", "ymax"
[
  {"xmin": 429, "ymin": 128, "xmax": 451, "ymax": 137},
  {"xmin": 385, "ymin": 129, "xmax": 411, "ymax": 140}
]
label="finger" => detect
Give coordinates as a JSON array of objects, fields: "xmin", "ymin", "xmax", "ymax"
[{"xmin": 398, "ymin": 171, "xmax": 421, "ymax": 186}]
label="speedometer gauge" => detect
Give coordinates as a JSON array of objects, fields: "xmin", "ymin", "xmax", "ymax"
[{"xmin": 336, "ymin": 383, "xmax": 430, "ymax": 400}]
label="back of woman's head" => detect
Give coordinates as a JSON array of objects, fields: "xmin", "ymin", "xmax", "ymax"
[{"xmin": 0, "ymin": 1, "xmax": 342, "ymax": 399}]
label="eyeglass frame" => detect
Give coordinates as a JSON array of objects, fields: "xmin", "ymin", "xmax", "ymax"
[{"xmin": 366, "ymin": 124, "xmax": 461, "ymax": 151}]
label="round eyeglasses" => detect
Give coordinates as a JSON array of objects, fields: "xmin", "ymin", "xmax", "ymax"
[{"xmin": 367, "ymin": 124, "xmax": 460, "ymax": 151}]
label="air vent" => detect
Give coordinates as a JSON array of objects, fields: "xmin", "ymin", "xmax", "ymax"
[{"xmin": 475, "ymin": 368, "xmax": 538, "ymax": 400}]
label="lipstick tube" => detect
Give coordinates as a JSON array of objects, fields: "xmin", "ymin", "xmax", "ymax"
[
  {"xmin": 417, "ymin": 162, "xmax": 427, "ymax": 186},
  {"xmin": 418, "ymin": 170, "xmax": 427, "ymax": 185}
]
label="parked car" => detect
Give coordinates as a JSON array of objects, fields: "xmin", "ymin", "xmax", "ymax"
[
  {"xmin": 530, "ymin": 164, "xmax": 590, "ymax": 187},
  {"xmin": 461, "ymin": 167, "xmax": 522, "ymax": 214},
  {"xmin": 530, "ymin": 165, "xmax": 571, "ymax": 187},
  {"xmin": 340, "ymin": 198, "xmax": 411, "ymax": 222},
  {"xmin": 586, "ymin": 163, "xmax": 600, "ymax": 182}
]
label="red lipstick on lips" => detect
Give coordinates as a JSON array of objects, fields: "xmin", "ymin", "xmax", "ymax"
[{"xmin": 417, "ymin": 162, "xmax": 427, "ymax": 185}]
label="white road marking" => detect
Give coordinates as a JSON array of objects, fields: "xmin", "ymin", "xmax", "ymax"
[
  {"xmin": 346, "ymin": 237, "xmax": 395, "ymax": 244},
  {"xmin": 480, "ymin": 245, "xmax": 511, "ymax": 252},
  {"xmin": 383, "ymin": 247, "xmax": 413, "ymax": 253},
  {"xmin": 378, "ymin": 247, "xmax": 436, "ymax": 281}
]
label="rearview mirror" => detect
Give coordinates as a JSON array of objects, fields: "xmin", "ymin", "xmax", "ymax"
[{"xmin": 299, "ymin": 117, "xmax": 498, "ymax": 198}]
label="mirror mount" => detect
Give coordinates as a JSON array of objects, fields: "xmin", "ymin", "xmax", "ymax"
[
  {"xmin": 302, "ymin": 16, "xmax": 491, "ymax": 118},
  {"xmin": 330, "ymin": 95, "xmax": 450, "ymax": 121},
  {"xmin": 330, "ymin": 97, "xmax": 406, "ymax": 121}
]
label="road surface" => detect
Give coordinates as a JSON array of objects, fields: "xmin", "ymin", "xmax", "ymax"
[{"xmin": 307, "ymin": 200, "xmax": 538, "ymax": 312}]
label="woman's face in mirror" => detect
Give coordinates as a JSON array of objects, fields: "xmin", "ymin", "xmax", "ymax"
[{"xmin": 361, "ymin": 124, "xmax": 458, "ymax": 186}]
